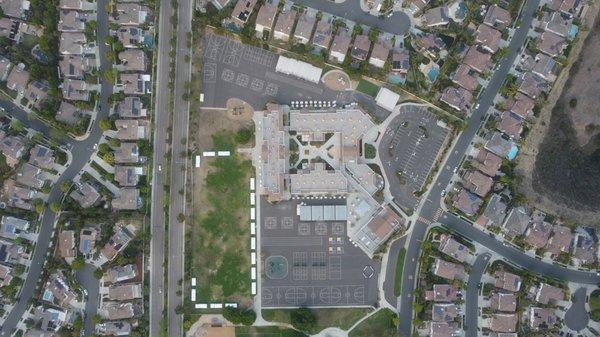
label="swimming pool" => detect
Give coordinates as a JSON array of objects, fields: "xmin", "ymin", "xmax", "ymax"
[
  {"xmin": 428, "ymin": 67, "xmax": 439, "ymax": 82},
  {"xmin": 507, "ymin": 145, "xmax": 519, "ymax": 160},
  {"xmin": 570, "ymin": 25, "xmax": 579, "ymax": 39}
]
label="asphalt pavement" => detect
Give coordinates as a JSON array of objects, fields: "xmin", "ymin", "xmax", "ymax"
[
  {"xmin": 148, "ymin": 0, "xmax": 173, "ymax": 335},
  {"xmin": 465, "ymin": 253, "xmax": 490, "ymax": 337},
  {"xmin": 167, "ymin": 0, "xmax": 194, "ymax": 335},
  {"xmin": 0, "ymin": 0, "xmax": 112, "ymax": 333},
  {"xmin": 564, "ymin": 287, "xmax": 590, "ymax": 331}
]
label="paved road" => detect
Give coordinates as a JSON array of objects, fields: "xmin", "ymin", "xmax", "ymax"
[
  {"xmin": 0, "ymin": 0, "xmax": 112, "ymax": 333},
  {"xmin": 465, "ymin": 253, "xmax": 490, "ymax": 337},
  {"xmin": 148, "ymin": 0, "xmax": 173, "ymax": 335},
  {"xmin": 75, "ymin": 263, "xmax": 101, "ymax": 335},
  {"xmin": 398, "ymin": 0, "xmax": 543, "ymax": 336},
  {"xmin": 167, "ymin": 0, "xmax": 194, "ymax": 335},
  {"xmin": 564, "ymin": 287, "xmax": 590, "ymax": 331},
  {"xmin": 293, "ymin": 0, "xmax": 411, "ymax": 35}
]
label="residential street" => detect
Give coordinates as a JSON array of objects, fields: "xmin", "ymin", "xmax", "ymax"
[
  {"xmin": 148, "ymin": 0, "xmax": 173, "ymax": 335},
  {"xmin": 0, "ymin": 0, "xmax": 112, "ymax": 333},
  {"xmin": 465, "ymin": 253, "xmax": 490, "ymax": 337}
]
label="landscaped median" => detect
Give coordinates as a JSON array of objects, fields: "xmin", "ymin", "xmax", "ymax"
[{"xmin": 394, "ymin": 248, "xmax": 406, "ymax": 297}]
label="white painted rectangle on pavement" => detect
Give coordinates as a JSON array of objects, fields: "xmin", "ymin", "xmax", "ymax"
[
  {"xmin": 210, "ymin": 303, "xmax": 223, "ymax": 309},
  {"xmin": 252, "ymin": 282, "xmax": 257, "ymax": 295},
  {"xmin": 191, "ymin": 289, "xmax": 196, "ymax": 302},
  {"xmin": 251, "ymin": 252, "xmax": 256, "ymax": 265},
  {"xmin": 195, "ymin": 303, "xmax": 208, "ymax": 309},
  {"xmin": 251, "ymin": 267, "xmax": 256, "ymax": 280},
  {"xmin": 250, "ymin": 178, "xmax": 255, "ymax": 191},
  {"xmin": 191, "ymin": 278, "xmax": 196, "ymax": 287},
  {"xmin": 251, "ymin": 237, "xmax": 256, "ymax": 250},
  {"xmin": 250, "ymin": 222, "xmax": 256, "ymax": 235},
  {"xmin": 202, "ymin": 151, "xmax": 216, "ymax": 157},
  {"xmin": 250, "ymin": 192, "xmax": 255, "ymax": 205},
  {"xmin": 217, "ymin": 151, "xmax": 231, "ymax": 156},
  {"xmin": 195, "ymin": 156, "xmax": 201, "ymax": 167},
  {"xmin": 225, "ymin": 303, "xmax": 238, "ymax": 308},
  {"xmin": 250, "ymin": 207, "xmax": 255, "ymax": 220}
]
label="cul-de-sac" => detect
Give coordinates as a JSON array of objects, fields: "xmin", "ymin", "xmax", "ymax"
[{"xmin": 0, "ymin": 0, "xmax": 598, "ymax": 337}]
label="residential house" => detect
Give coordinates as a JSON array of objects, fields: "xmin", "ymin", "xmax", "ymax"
[
  {"xmin": 0, "ymin": 56, "xmax": 12, "ymax": 81},
  {"xmin": 6, "ymin": 63, "xmax": 30, "ymax": 94},
  {"xmin": 116, "ymin": 27, "xmax": 145, "ymax": 48},
  {"xmin": 452, "ymin": 64, "xmax": 479, "ymax": 91},
  {"xmin": 440, "ymin": 86, "xmax": 472, "ymax": 112},
  {"xmin": 530, "ymin": 53, "xmax": 559, "ymax": 82},
  {"xmin": 60, "ymin": 0, "xmax": 94, "ymax": 10},
  {"xmin": 414, "ymin": 32, "xmax": 445, "ymax": 59},
  {"xmin": 58, "ymin": 55, "xmax": 93, "ymax": 79},
  {"xmin": 428, "ymin": 322, "xmax": 461, "ymax": 337},
  {"xmin": 535, "ymin": 283, "xmax": 564, "ymax": 304},
  {"xmin": 0, "ymin": 17, "xmax": 16, "ymax": 39},
  {"xmin": 438, "ymin": 234, "xmax": 470, "ymax": 263},
  {"xmin": 484, "ymin": 132, "xmax": 516, "ymax": 159},
  {"xmin": 0, "ymin": 0, "xmax": 29, "ymax": 19},
  {"xmin": 432, "ymin": 258, "xmax": 465, "ymax": 280},
  {"xmin": 113, "ymin": 3, "xmax": 151, "ymax": 26},
  {"xmin": 473, "ymin": 148, "xmax": 502, "ymax": 177},
  {"xmin": 483, "ymin": 5, "xmax": 512, "ymax": 30},
  {"xmin": 425, "ymin": 284, "xmax": 461, "ymax": 302},
  {"xmin": 509, "ymin": 92, "xmax": 535, "ymax": 120},
  {"xmin": 230, "ymin": 0, "xmax": 257, "ymax": 27},
  {"xmin": 463, "ymin": 46, "xmax": 492, "ymax": 73},
  {"xmin": 0, "ymin": 238, "xmax": 26, "ymax": 264},
  {"xmin": 31, "ymin": 306, "xmax": 69, "ymax": 332},
  {"xmin": 57, "ymin": 230, "xmax": 75, "ymax": 262},
  {"xmin": 453, "ymin": 188, "xmax": 483, "ymax": 217},
  {"xmin": 114, "ymin": 165, "xmax": 144, "ymax": 187},
  {"xmin": 56, "ymin": 101, "xmax": 86, "ymax": 125},
  {"xmin": 391, "ymin": 49, "xmax": 410, "ymax": 74},
  {"xmin": 118, "ymin": 49, "xmax": 147, "ymax": 72},
  {"xmin": 476, "ymin": 24, "xmax": 502, "ymax": 53},
  {"xmin": 462, "ymin": 170, "xmax": 493, "ymax": 198},
  {"xmin": 254, "ymin": 1, "xmax": 278, "ymax": 37},
  {"xmin": 409, "ymin": 0, "xmax": 430, "ymax": 13},
  {"xmin": 105, "ymin": 264, "xmax": 137, "ymax": 284},
  {"xmin": 114, "ymin": 96, "xmax": 147, "ymax": 118},
  {"xmin": 115, "ymin": 119, "xmax": 150, "ymax": 140},
  {"xmin": 120, "ymin": 73, "xmax": 151, "ymax": 95},
  {"xmin": 528, "ymin": 307, "xmax": 558, "ymax": 330},
  {"xmin": 546, "ymin": 225, "xmax": 573, "ymax": 257},
  {"xmin": 525, "ymin": 221, "xmax": 553, "ymax": 249},
  {"xmin": 62, "ymin": 78, "xmax": 90, "ymax": 101},
  {"xmin": 0, "ymin": 215, "xmax": 29, "ymax": 240},
  {"xmin": 518, "ymin": 72, "xmax": 548, "ymax": 99},
  {"xmin": 494, "ymin": 271, "xmax": 522, "ymax": 292},
  {"xmin": 369, "ymin": 38, "xmax": 390, "ymax": 68},
  {"xmin": 422, "ymin": 6, "xmax": 449, "ymax": 27},
  {"xmin": 490, "ymin": 292, "xmax": 517, "ymax": 312},
  {"xmin": 115, "ymin": 142, "xmax": 144, "ymax": 164},
  {"xmin": 538, "ymin": 31, "xmax": 567, "ymax": 57},
  {"xmin": 351, "ymin": 34, "xmax": 371, "ymax": 61},
  {"xmin": 273, "ymin": 8, "xmax": 296, "ymax": 41},
  {"xmin": 29, "ymin": 144, "xmax": 55, "ymax": 170},
  {"xmin": 58, "ymin": 9, "xmax": 88, "ymax": 32},
  {"xmin": 59, "ymin": 32, "xmax": 87, "ymax": 54},
  {"xmin": 15, "ymin": 163, "xmax": 45, "ymax": 189},
  {"xmin": 497, "ymin": 111, "xmax": 523, "ymax": 140},
  {"xmin": 111, "ymin": 188, "xmax": 142, "ymax": 210},
  {"xmin": 23, "ymin": 80, "xmax": 49, "ymax": 109},
  {"xmin": 95, "ymin": 321, "xmax": 132, "ymax": 336},
  {"xmin": 0, "ymin": 263, "xmax": 13, "ymax": 287},
  {"xmin": 476, "ymin": 194, "xmax": 507, "ymax": 228},
  {"xmin": 0, "ymin": 131, "xmax": 25, "ymax": 167},
  {"xmin": 99, "ymin": 222, "xmax": 136, "ymax": 262},
  {"xmin": 42, "ymin": 272, "xmax": 77, "ymax": 309},
  {"xmin": 101, "ymin": 301, "xmax": 142, "ymax": 320},
  {"xmin": 542, "ymin": 12, "xmax": 573, "ymax": 38},
  {"xmin": 79, "ymin": 227, "xmax": 98, "ymax": 256},
  {"xmin": 70, "ymin": 182, "xmax": 100, "ymax": 208},
  {"xmin": 1, "ymin": 178, "xmax": 34, "ymax": 210},
  {"xmin": 312, "ymin": 19, "xmax": 333, "ymax": 49},
  {"xmin": 573, "ymin": 226, "xmax": 596, "ymax": 265},
  {"xmin": 503, "ymin": 206, "xmax": 531, "ymax": 239},
  {"xmin": 551, "ymin": 0, "xmax": 584, "ymax": 18},
  {"xmin": 432, "ymin": 303, "xmax": 459, "ymax": 322},
  {"xmin": 329, "ymin": 27, "xmax": 351, "ymax": 64},
  {"xmin": 210, "ymin": 0, "xmax": 231, "ymax": 10},
  {"xmin": 489, "ymin": 313, "xmax": 518, "ymax": 333},
  {"xmin": 108, "ymin": 283, "xmax": 142, "ymax": 301},
  {"xmin": 293, "ymin": 11, "xmax": 315, "ymax": 44}
]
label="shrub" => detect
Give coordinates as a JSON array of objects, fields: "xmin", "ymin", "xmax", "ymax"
[
  {"xmin": 235, "ymin": 128, "xmax": 254, "ymax": 144},
  {"xmin": 223, "ymin": 307, "xmax": 256, "ymax": 326},
  {"xmin": 290, "ymin": 307, "xmax": 317, "ymax": 333}
]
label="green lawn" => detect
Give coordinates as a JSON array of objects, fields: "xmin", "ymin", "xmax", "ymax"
[
  {"xmin": 356, "ymin": 80, "xmax": 380, "ymax": 97},
  {"xmin": 235, "ymin": 326, "xmax": 307, "ymax": 337},
  {"xmin": 590, "ymin": 290, "xmax": 600, "ymax": 321},
  {"xmin": 190, "ymin": 132, "xmax": 252, "ymax": 301},
  {"xmin": 348, "ymin": 308, "xmax": 397, "ymax": 337},
  {"xmin": 394, "ymin": 248, "xmax": 406, "ymax": 296},
  {"xmin": 262, "ymin": 308, "xmax": 372, "ymax": 334}
]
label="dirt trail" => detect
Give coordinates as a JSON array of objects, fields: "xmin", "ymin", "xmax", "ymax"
[{"xmin": 516, "ymin": 3, "xmax": 600, "ymax": 225}]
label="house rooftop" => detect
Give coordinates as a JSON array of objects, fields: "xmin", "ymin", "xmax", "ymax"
[
  {"xmin": 70, "ymin": 182, "xmax": 100, "ymax": 208},
  {"xmin": 538, "ymin": 31, "xmax": 567, "ymax": 57},
  {"xmin": 111, "ymin": 188, "xmax": 142, "ymax": 210},
  {"xmin": 535, "ymin": 283, "xmax": 564, "ymax": 304},
  {"xmin": 452, "ymin": 64, "xmax": 479, "ymax": 91},
  {"xmin": 114, "ymin": 142, "xmax": 142, "ymax": 164},
  {"xmin": 273, "ymin": 8, "xmax": 296, "ymax": 38},
  {"xmin": 463, "ymin": 46, "xmax": 492, "ymax": 73},
  {"xmin": 105, "ymin": 264, "xmax": 137, "ymax": 284},
  {"xmin": 432, "ymin": 258, "xmax": 465, "ymax": 280},
  {"xmin": 490, "ymin": 292, "xmax": 517, "ymax": 312},
  {"xmin": 115, "ymin": 119, "xmax": 150, "ymax": 140},
  {"xmin": 294, "ymin": 11, "xmax": 316, "ymax": 43},
  {"xmin": 489, "ymin": 313, "xmax": 518, "ymax": 333},
  {"xmin": 59, "ymin": 55, "xmax": 92, "ymax": 79},
  {"xmin": 546, "ymin": 225, "xmax": 573, "ymax": 256},
  {"xmin": 518, "ymin": 72, "xmax": 548, "ymax": 99},
  {"xmin": 115, "ymin": 165, "xmax": 143, "ymax": 187},
  {"xmin": 503, "ymin": 206, "xmax": 530, "ymax": 238},
  {"xmin": 497, "ymin": 111, "xmax": 523, "ymax": 140},
  {"xmin": 529, "ymin": 307, "xmax": 557, "ymax": 330},
  {"xmin": 438, "ymin": 234, "xmax": 470, "ymax": 263},
  {"xmin": 112, "ymin": 3, "xmax": 151, "ymax": 25},
  {"xmin": 432, "ymin": 303, "xmax": 459, "ymax": 322},
  {"xmin": 313, "ymin": 20, "xmax": 333, "ymax": 48},
  {"xmin": 476, "ymin": 24, "xmax": 502, "ymax": 52},
  {"xmin": 57, "ymin": 230, "xmax": 75, "ymax": 260},
  {"xmin": 6, "ymin": 63, "xmax": 30, "ymax": 93},
  {"xmin": 231, "ymin": 0, "xmax": 257, "ymax": 25},
  {"xmin": 494, "ymin": 270, "xmax": 522, "ymax": 292},
  {"xmin": 425, "ymin": 284, "xmax": 460, "ymax": 302},
  {"xmin": 422, "ymin": 6, "xmax": 449, "ymax": 27},
  {"xmin": 452, "ymin": 188, "xmax": 482, "ymax": 217},
  {"xmin": 525, "ymin": 221, "xmax": 553, "ymax": 249},
  {"xmin": 440, "ymin": 86, "xmax": 472, "ymax": 112},
  {"xmin": 476, "ymin": 193, "xmax": 507, "ymax": 228},
  {"xmin": 108, "ymin": 283, "xmax": 142, "ymax": 301},
  {"xmin": 15, "ymin": 162, "xmax": 44, "ymax": 189},
  {"xmin": 56, "ymin": 101, "xmax": 85, "ymax": 125},
  {"xmin": 255, "ymin": 2, "xmax": 278, "ymax": 32},
  {"xmin": 484, "ymin": 4, "xmax": 512, "ymax": 29},
  {"xmin": 118, "ymin": 49, "xmax": 147, "ymax": 72},
  {"xmin": 114, "ymin": 96, "xmax": 146, "ymax": 118},
  {"xmin": 474, "ymin": 148, "xmax": 502, "ymax": 177},
  {"xmin": 509, "ymin": 92, "xmax": 535, "ymax": 119}
]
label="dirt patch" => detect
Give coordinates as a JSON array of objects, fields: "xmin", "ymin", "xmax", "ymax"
[
  {"xmin": 516, "ymin": 4, "xmax": 600, "ymax": 225},
  {"xmin": 225, "ymin": 98, "xmax": 254, "ymax": 120},
  {"xmin": 322, "ymin": 69, "xmax": 353, "ymax": 91}
]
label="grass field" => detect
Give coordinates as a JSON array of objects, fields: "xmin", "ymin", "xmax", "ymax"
[
  {"xmin": 590, "ymin": 290, "xmax": 600, "ymax": 321},
  {"xmin": 262, "ymin": 308, "xmax": 372, "ymax": 334},
  {"xmin": 348, "ymin": 308, "xmax": 397, "ymax": 337},
  {"xmin": 189, "ymin": 132, "xmax": 253, "ymax": 302},
  {"xmin": 394, "ymin": 248, "xmax": 406, "ymax": 296},
  {"xmin": 235, "ymin": 326, "xmax": 307, "ymax": 337},
  {"xmin": 356, "ymin": 80, "xmax": 380, "ymax": 97}
]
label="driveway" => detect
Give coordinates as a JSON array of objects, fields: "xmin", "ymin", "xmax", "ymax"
[{"xmin": 564, "ymin": 287, "xmax": 590, "ymax": 331}]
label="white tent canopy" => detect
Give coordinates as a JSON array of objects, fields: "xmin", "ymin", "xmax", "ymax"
[{"xmin": 276, "ymin": 56, "xmax": 323, "ymax": 84}]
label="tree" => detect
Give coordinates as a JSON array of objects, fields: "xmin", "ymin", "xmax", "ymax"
[
  {"xmin": 290, "ymin": 307, "xmax": 317, "ymax": 332},
  {"xmin": 94, "ymin": 268, "xmax": 104, "ymax": 279},
  {"xmin": 60, "ymin": 181, "xmax": 72, "ymax": 193},
  {"xmin": 33, "ymin": 198, "xmax": 45, "ymax": 214},
  {"xmin": 71, "ymin": 256, "xmax": 85, "ymax": 270},
  {"xmin": 234, "ymin": 128, "xmax": 253, "ymax": 144},
  {"xmin": 222, "ymin": 307, "xmax": 256, "ymax": 326},
  {"xmin": 10, "ymin": 119, "xmax": 24, "ymax": 132},
  {"xmin": 99, "ymin": 119, "xmax": 113, "ymax": 131},
  {"xmin": 50, "ymin": 202, "xmax": 61, "ymax": 213},
  {"xmin": 177, "ymin": 213, "xmax": 185, "ymax": 223}
]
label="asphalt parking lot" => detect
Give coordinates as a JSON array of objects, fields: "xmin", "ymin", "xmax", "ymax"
[
  {"xmin": 260, "ymin": 197, "xmax": 380, "ymax": 307},
  {"xmin": 379, "ymin": 105, "xmax": 449, "ymax": 210},
  {"xmin": 201, "ymin": 34, "xmax": 355, "ymax": 109}
]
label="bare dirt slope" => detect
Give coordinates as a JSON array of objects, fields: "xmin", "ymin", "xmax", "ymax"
[{"xmin": 516, "ymin": 4, "xmax": 600, "ymax": 225}]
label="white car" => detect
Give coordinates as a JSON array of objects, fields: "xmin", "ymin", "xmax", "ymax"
[
  {"xmin": 453, "ymin": 166, "xmax": 458, "ymax": 173},
  {"xmin": 474, "ymin": 103, "xmax": 480, "ymax": 110},
  {"xmin": 441, "ymin": 190, "xmax": 446, "ymax": 197},
  {"xmin": 158, "ymin": 165, "xmax": 162, "ymax": 172}
]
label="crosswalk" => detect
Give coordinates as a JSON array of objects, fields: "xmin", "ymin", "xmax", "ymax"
[{"xmin": 417, "ymin": 208, "xmax": 444, "ymax": 226}]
